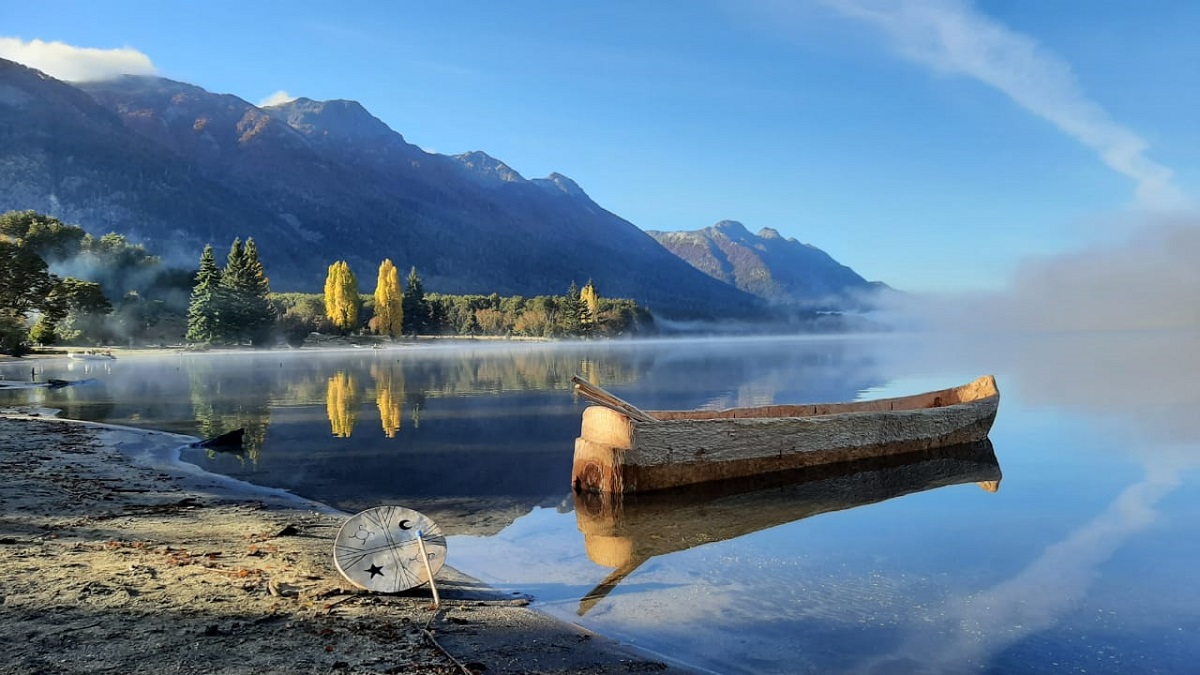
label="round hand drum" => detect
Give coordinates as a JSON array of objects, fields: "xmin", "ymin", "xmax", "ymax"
[{"xmin": 333, "ymin": 506, "xmax": 447, "ymax": 593}]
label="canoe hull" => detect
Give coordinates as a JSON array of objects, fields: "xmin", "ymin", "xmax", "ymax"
[{"xmin": 572, "ymin": 375, "xmax": 999, "ymax": 494}]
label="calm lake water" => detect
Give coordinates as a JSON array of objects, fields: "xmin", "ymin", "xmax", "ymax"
[{"xmin": 4, "ymin": 332, "xmax": 1198, "ymax": 674}]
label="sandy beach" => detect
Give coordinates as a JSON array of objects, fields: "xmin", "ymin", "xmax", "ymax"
[{"xmin": 0, "ymin": 407, "xmax": 686, "ymax": 674}]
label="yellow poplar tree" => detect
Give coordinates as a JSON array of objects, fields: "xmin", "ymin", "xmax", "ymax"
[
  {"xmin": 373, "ymin": 259, "xmax": 404, "ymax": 339},
  {"xmin": 580, "ymin": 280, "xmax": 599, "ymax": 326},
  {"xmin": 323, "ymin": 261, "xmax": 359, "ymax": 332}
]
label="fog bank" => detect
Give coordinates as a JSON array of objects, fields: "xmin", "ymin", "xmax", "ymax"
[{"xmin": 882, "ymin": 212, "xmax": 1200, "ymax": 332}]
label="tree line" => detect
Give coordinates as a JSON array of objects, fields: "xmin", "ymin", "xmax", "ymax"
[
  {"xmin": 277, "ymin": 259, "xmax": 648, "ymax": 343},
  {"xmin": 0, "ymin": 210, "xmax": 650, "ymax": 353}
]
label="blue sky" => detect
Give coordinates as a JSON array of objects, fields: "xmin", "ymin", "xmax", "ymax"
[{"xmin": 2, "ymin": 1, "xmax": 1197, "ymax": 292}]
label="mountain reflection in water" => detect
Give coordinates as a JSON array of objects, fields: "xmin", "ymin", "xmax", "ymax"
[{"xmin": 573, "ymin": 440, "xmax": 1001, "ymax": 615}]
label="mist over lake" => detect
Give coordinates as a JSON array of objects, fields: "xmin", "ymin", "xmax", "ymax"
[{"xmin": 4, "ymin": 331, "xmax": 1197, "ymax": 673}]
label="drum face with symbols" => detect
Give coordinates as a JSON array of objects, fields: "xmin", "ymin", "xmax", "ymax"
[{"xmin": 333, "ymin": 506, "xmax": 447, "ymax": 593}]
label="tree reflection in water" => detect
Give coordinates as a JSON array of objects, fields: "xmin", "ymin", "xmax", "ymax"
[
  {"xmin": 326, "ymin": 370, "xmax": 359, "ymax": 438},
  {"xmin": 186, "ymin": 356, "xmax": 270, "ymax": 465},
  {"xmin": 371, "ymin": 362, "xmax": 404, "ymax": 438}
]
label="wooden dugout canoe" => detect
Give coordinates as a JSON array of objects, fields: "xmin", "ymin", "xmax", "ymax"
[{"xmin": 571, "ymin": 374, "xmax": 999, "ymax": 494}]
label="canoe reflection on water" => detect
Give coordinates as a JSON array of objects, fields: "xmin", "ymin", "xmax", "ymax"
[{"xmin": 573, "ymin": 440, "xmax": 1002, "ymax": 615}]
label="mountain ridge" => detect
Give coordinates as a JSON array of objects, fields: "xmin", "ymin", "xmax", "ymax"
[
  {"xmin": 0, "ymin": 58, "xmax": 876, "ymax": 318},
  {"xmin": 647, "ymin": 220, "xmax": 877, "ymax": 309}
]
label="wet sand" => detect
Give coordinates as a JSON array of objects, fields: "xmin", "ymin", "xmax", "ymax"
[{"xmin": 0, "ymin": 409, "xmax": 689, "ymax": 674}]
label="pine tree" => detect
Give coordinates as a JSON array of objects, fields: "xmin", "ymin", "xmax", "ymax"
[
  {"xmin": 562, "ymin": 281, "xmax": 584, "ymax": 336},
  {"xmin": 220, "ymin": 238, "xmax": 248, "ymax": 343},
  {"xmin": 400, "ymin": 267, "xmax": 428, "ymax": 336},
  {"xmin": 186, "ymin": 245, "xmax": 223, "ymax": 343},
  {"xmin": 241, "ymin": 238, "xmax": 276, "ymax": 345},
  {"xmin": 324, "ymin": 261, "xmax": 359, "ymax": 332},
  {"xmin": 373, "ymin": 259, "xmax": 403, "ymax": 339}
]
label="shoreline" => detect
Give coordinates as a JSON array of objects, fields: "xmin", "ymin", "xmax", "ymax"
[{"xmin": 0, "ymin": 409, "xmax": 691, "ymax": 674}]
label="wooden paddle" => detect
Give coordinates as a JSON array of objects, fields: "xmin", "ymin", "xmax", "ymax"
[{"xmin": 570, "ymin": 376, "xmax": 657, "ymax": 423}]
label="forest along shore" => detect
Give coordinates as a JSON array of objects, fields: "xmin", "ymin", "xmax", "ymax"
[{"xmin": 0, "ymin": 412, "xmax": 687, "ymax": 674}]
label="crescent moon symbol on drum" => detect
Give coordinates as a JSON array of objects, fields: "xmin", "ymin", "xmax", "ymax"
[{"xmin": 398, "ymin": 519, "xmax": 413, "ymax": 530}]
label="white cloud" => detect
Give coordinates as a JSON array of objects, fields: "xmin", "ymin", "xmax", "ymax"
[
  {"xmin": 258, "ymin": 90, "xmax": 296, "ymax": 107},
  {"xmin": 0, "ymin": 37, "xmax": 155, "ymax": 82},
  {"xmin": 818, "ymin": 0, "xmax": 1187, "ymax": 210}
]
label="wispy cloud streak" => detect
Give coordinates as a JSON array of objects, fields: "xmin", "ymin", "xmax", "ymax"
[
  {"xmin": 819, "ymin": 0, "xmax": 1186, "ymax": 209},
  {"xmin": 0, "ymin": 37, "xmax": 156, "ymax": 82}
]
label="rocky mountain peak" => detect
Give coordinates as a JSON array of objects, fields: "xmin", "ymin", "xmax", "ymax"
[
  {"xmin": 535, "ymin": 172, "xmax": 589, "ymax": 199},
  {"xmin": 648, "ymin": 220, "xmax": 874, "ymax": 309},
  {"xmin": 710, "ymin": 220, "xmax": 753, "ymax": 239},
  {"xmin": 265, "ymin": 97, "xmax": 398, "ymax": 144},
  {"xmin": 453, "ymin": 151, "xmax": 525, "ymax": 183}
]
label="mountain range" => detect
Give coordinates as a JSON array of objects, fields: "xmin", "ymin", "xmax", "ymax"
[
  {"xmin": 648, "ymin": 221, "xmax": 885, "ymax": 309},
  {"xmin": 0, "ymin": 58, "xmax": 880, "ymax": 319}
]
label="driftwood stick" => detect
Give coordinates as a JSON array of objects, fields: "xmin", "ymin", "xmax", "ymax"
[
  {"xmin": 571, "ymin": 376, "xmax": 657, "ymax": 423},
  {"xmin": 420, "ymin": 626, "xmax": 474, "ymax": 675}
]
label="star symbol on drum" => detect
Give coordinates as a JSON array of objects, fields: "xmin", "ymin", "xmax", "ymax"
[{"xmin": 365, "ymin": 563, "xmax": 384, "ymax": 578}]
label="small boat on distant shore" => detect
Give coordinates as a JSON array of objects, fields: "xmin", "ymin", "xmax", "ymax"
[
  {"xmin": 68, "ymin": 350, "xmax": 116, "ymax": 362},
  {"xmin": 570, "ymin": 375, "xmax": 1000, "ymax": 494}
]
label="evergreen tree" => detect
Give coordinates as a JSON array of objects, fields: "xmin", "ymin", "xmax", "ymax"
[
  {"xmin": 240, "ymin": 238, "xmax": 276, "ymax": 344},
  {"xmin": 324, "ymin": 261, "xmax": 359, "ymax": 332},
  {"xmin": 186, "ymin": 245, "xmax": 223, "ymax": 343},
  {"xmin": 373, "ymin": 259, "xmax": 403, "ymax": 339},
  {"xmin": 220, "ymin": 238, "xmax": 249, "ymax": 343},
  {"xmin": 562, "ymin": 281, "xmax": 584, "ymax": 336},
  {"xmin": 401, "ymin": 267, "xmax": 429, "ymax": 336}
]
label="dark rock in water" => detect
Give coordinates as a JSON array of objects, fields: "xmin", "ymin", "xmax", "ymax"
[
  {"xmin": 46, "ymin": 378, "xmax": 96, "ymax": 389},
  {"xmin": 195, "ymin": 428, "xmax": 245, "ymax": 451}
]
